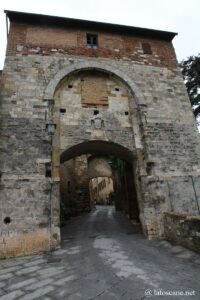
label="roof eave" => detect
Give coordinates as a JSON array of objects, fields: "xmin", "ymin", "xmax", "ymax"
[{"xmin": 4, "ymin": 10, "xmax": 177, "ymax": 41}]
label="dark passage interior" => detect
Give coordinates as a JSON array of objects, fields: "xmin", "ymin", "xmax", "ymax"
[{"xmin": 60, "ymin": 141, "xmax": 140, "ymax": 230}]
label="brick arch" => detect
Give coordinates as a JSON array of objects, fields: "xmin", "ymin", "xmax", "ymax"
[{"xmin": 44, "ymin": 60, "xmax": 144, "ymax": 105}]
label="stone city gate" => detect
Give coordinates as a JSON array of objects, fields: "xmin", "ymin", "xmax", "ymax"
[
  {"xmin": 0, "ymin": 10, "xmax": 200, "ymax": 258},
  {"xmin": 46, "ymin": 63, "xmax": 145, "ymax": 251}
]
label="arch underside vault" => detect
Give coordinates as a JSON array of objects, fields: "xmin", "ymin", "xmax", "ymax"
[{"xmin": 60, "ymin": 141, "xmax": 134, "ymax": 164}]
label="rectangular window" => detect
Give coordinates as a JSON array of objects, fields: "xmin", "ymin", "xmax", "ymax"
[
  {"xmin": 45, "ymin": 163, "xmax": 51, "ymax": 177},
  {"xmin": 87, "ymin": 33, "xmax": 98, "ymax": 48},
  {"xmin": 142, "ymin": 42, "xmax": 152, "ymax": 55}
]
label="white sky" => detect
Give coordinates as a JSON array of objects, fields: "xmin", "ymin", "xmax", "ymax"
[{"xmin": 0, "ymin": 0, "xmax": 199, "ymax": 69}]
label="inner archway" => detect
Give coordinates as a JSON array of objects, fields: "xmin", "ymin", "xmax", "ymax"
[{"xmin": 59, "ymin": 141, "xmax": 140, "ymax": 232}]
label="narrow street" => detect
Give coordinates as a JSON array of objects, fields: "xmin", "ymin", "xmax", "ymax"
[{"xmin": 0, "ymin": 206, "xmax": 199, "ymax": 300}]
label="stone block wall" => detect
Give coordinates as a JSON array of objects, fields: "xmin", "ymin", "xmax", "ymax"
[
  {"xmin": 164, "ymin": 213, "xmax": 200, "ymax": 253},
  {"xmin": 60, "ymin": 155, "xmax": 90, "ymax": 223}
]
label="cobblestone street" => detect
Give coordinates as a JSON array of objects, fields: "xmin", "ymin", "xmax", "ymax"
[{"xmin": 0, "ymin": 206, "xmax": 199, "ymax": 299}]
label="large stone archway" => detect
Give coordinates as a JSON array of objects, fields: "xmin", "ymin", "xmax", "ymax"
[
  {"xmin": 44, "ymin": 61, "xmax": 145, "ymax": 150},
  {"xmin": 47, "ymin": 65, "xmax": 147, "ymax": 247},
  {"xmin": 44, "ymin": 61, "xmax": 144, "ymax": 106}
]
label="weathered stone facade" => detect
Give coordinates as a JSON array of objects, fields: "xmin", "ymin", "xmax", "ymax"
[
  {"xmin": 60, "ymin": 155, "xmax": 91, "ymax": 223},
  {"xmin": 164, "ymin": 213, "xmax": 200, "ymax": 252},
  {"xmin": 0, "ymin": 11, "xmax": 200, "ymax": 258}
]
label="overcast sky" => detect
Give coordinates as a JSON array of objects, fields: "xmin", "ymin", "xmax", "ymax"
[{"xmin": 0, "ymin": 0, "xmax": 199, "ymax": 69}]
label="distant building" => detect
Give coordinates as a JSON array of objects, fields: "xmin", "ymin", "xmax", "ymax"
[{"xmin": 89, "ymin": 177, "xmax": 114, "ymax": 205}]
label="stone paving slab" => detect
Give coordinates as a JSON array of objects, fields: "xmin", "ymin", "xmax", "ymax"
[{"xmin": 0, "ymin": 207, "xmax": 199, "ymax": 300}]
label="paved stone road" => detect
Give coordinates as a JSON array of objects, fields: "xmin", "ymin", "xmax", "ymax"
[{"xmin": 0, "ymin": 206, "xmax": 199, "ymax": 299}]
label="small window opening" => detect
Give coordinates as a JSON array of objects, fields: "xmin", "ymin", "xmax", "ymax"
[
  {"xmin": 115, "ymin": 87, "xmax": 119, "ymax": 91},
  {"xmin": 46, "ymin": 169, "xmax": 51, "ymax": 177},
  {"xmin": 125, "ymin": 111, "xmax": 129, "ymax": 115},
  {"xmin": 94, "ymin": 110, "xmax": 99, "ymax": 115},
  {"xmin": 146, "ymin": 162, "xmax": 154, "ymax": 175},
  {"xmin": 45, "ymin": 163, "xmax": 52, "ymax": 178},
  {"xmin": 68, "ymin": 84, "xmax": 73, "ymax": 88},
  {"xmin": 87, "ymin": 34, "xmax": 98, "ymax": 48},
  {"xmin": 60, "ymin": 108, "xmax": 66, "ymax": 113},
  {"xmin": 142, "ymin": 43, "xmax": 152, "ymax": 55},
  {"xmin": 4, "ymin": 217, "xmax": 11, "ymax": 224}
]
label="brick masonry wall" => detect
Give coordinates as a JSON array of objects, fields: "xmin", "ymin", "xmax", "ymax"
[
  {"xmin": 6, "ymin": 21, "xmax": 178, "ymax": 70},
  {"xmin": 164, "ymin": 213, "xmax": 200, "ymax": 253},
  {"xmin": 1, "ymin": 20, "xmax": 200, "ymax": 257}
]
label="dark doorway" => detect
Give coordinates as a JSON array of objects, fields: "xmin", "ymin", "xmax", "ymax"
[{"xmin": 59, "ymin": 141, "xmax": 140, "ymax": 232}]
